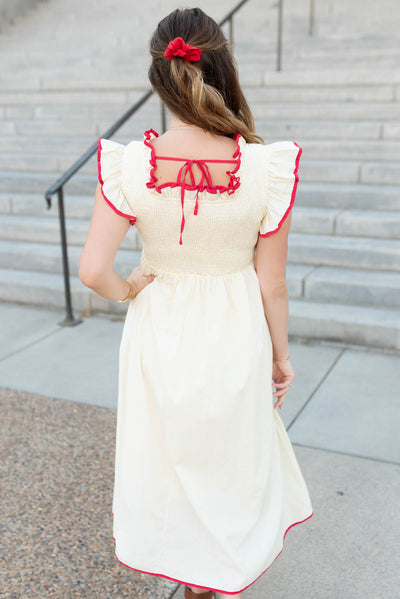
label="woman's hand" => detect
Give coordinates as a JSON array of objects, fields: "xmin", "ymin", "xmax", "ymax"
[
  {"xmin": 127, "ymin": 265, "xmax": 157, "ymax": 297},
  {"xmin": 272, "ymin": 358, "xmax": 295, "ymax": 410}
]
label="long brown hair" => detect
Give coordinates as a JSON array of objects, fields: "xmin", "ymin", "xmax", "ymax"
[{"xmin": 148, "ymin": 7, "xmax": 264, "ymax": 144}]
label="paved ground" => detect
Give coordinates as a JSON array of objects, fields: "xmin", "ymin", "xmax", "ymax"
[{"xmin": 1, "ymin": 301, "xmax": 399, "ymax": 599}]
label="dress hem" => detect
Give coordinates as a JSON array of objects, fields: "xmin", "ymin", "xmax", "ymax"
[{"xmin": 112, "ymin": 511, "xmax": 314, "ymax": 595}]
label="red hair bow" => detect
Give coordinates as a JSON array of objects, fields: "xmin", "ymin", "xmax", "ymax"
[{"xmin": 164, "ymin": 37, "xmax": 202, "ymax": 63}]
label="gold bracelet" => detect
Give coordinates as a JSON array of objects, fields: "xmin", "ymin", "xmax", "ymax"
[{"xmin": 117, "ymin": 280, "xmax": 135, "ymax": 303}]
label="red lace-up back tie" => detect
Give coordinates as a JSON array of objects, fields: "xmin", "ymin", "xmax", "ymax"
[{"xmin": 154, "ymin": 155, "xmax": 239, "ymax": 245}]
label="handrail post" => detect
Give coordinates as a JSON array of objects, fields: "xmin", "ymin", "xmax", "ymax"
[
  {"xmin": 276, "ymin": 0, "xmax": 283, "ymax": 71},
  {"xmin": 57, "ymin": 187, "xmax": 82, "ymax": 326},
  {"xmin": 309, "ymin": 0, "xmax": 315, "ymax": 35},
  {"xmin": 229, "ymin": 15, "xmax": 234, "ymax": 45}
]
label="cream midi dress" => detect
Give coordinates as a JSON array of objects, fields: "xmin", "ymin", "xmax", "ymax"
[{"xmin": 97, "ymin": 129, "xmax": 313, "ymax": 595}]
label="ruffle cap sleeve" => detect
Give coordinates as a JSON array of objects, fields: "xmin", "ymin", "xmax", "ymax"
[
  {"xmin": 259, "ymin": 141, "xmax": 302, "ymax": 237},
  {"xmin": 97, "ymin": 138, "xmax": 136, "ymax": 225}
]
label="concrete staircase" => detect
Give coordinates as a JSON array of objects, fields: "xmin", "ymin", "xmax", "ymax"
[{"xmin": 0, "ymin": 0, "xmax": 399, "ymax": 349}]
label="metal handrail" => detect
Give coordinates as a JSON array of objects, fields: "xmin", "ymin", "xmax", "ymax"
[{"xmin": 44, "ymin": 0, "xmax": 250, "ymax": 326}]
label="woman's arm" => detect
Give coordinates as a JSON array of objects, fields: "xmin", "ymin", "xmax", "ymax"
[
  {"xmin": 79, "ymin": 182, "xmax": 154, "ymax": 300},
  {"xmin": 255, "ymin": 212, "xmax": 292, "ymax": 359},
  {"xmin": 255, "ymin": 213, "xmax": 295, "ymax": 409}
]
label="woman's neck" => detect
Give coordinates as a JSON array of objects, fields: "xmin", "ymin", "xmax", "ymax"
[{"xmin": 168, "ymin": 114, "xmax": 205, "ymax": 132}]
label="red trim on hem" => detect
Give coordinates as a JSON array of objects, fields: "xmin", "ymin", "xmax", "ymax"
[
  {"xmin": 112, "ymin": 511, "xmax": 314, "ymax": 595},
  {"xmin": 143, "ymin": 128, "xmax": 242, "ymax": 196},
  {"xmin": 97, "ymin": 139, "xmax": 136, "ymax": 226},
  {"xmin": 259, "ymin": 141, "xmax": 302, "ymax": 238}
]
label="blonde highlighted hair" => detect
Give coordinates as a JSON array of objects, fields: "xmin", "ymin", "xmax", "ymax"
[{"xmin": 148, "ymin": 7, "xmax": 264, "ymax": 144}]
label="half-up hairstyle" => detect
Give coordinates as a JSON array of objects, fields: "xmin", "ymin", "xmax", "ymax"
[{"xmin": 148, "ymin": 7, "xmax": 264, "ymax": 144}]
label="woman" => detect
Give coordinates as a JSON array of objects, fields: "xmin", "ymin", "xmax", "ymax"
[{"xmin": 79, "ymin": 7, "xmax": 313, "ymax": 599}]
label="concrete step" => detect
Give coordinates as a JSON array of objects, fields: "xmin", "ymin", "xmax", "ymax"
[
  {"xmin": 0, "ymin": 154, "xmax": 367, "ymax": 184},
  {"xmin": 0, "ymin": 117, "xmax": 162, "ymax": 138},
  {"xmin": 0, "ymin": 239, "xmax": 141, "ymax": 278},
  {"xmin": 297, "ymin": 43, "xmax": 400, "ymax": 59},
  {"xmin": 260, "ymin": 69, "xmax": 400, "ymax": 88},
  {"xmin": 303, "ymin": 266, "xmax": 400, "ymax": 309},
  {"xmin": 2, "ymin": 66, "xmax": 400, "ymax": 92},
  {"xmin": 0, "ymin": 96, "xmax": 398, "ymax": 125},
  {"xmin": 0, "ymin": 67, "xmax": 260, "ymax": 91},
  {"xmin": 2, "ymin": 139, "xmax": 400, "ymax": 164},
  {"xmin": 4, "ymin": 96, "xmax": 400, "ymax": 120},
  {"xmin": 292, "ymin": 207, "xmax": 400, "ymax": 239},
  {"xmin": 295, "ymin": 183, "xmax": 400, "ymax": 211},
  {"xmin": 1, "ymin": 181, "xmax": 399, "ymax": 222},
  {"xmin": 0, "ymin": 103, "xmax": 132, "ymax": 121},
  {"xmin": 0, "ymin": 135, "xmax": 98, "ymax": 155},
  {"xmin": 288, "ymin": 234, "xmax": 400, "ymax": 271},
  {"xmin": 0, "ymin": 192, "xmax": 94, "ymax": 218},
  {"xmin": 300, "ymin": 160, "xmax": 400, "ymax": 185},
  {"xmin": 0, "ymin": 118, "xmax": 390, "ymax": 142},
  {"xmin": 0, "ymin": 266, "xmax": 398, "ymax": 349},
  {"xmin": 0, "ymin": 83, "xmax": 398, "ymax": 107},
  {"xmin": 0, "ymin": 232, "xmax": 398, "ymax": 308},
  {"xmin": 0, "ymin": 267, "xmax": 130, "ymax": 316},
  {"xmin": 253, "ymin": 102, "xmax": 400, "ymax": 121},
  {"xmin": 258, "ymin": 120, "xmax": 388, "ymax": 140},
  {"xmin": 299, "ymin": 140, "xmax": 400, "ymax": 162},
  {"xmin": 294, "ymin": 33, "xmax": 400, "ymax": 50},
  {"xmin": 245, "ymin": 85, "xmax": 397, "ymax": 103},
  {"xmin": 0, "ymin": 98, "xmax": 157, "ymax": 121},
  {"xmin": 0, "ymin": 214, "xmax": 142, "ymax": 249},
  {"xmin": 2, "ymin": 65, "xmax": 400, "ymax": 89},
  {"xmin": 1, "ymin": 157, "xmax": 398, "ymax": 191},
  {"xmin": 287, "ymin": 57, "xmax": 400, "ymax": 71},
  {"xmin": 288, "ymin": 298, "xmax": 400, "ymax": 350},
  {"xmin": 1, "ymin": 207, "xmax": 399, "ymax": 244},
  {"xmin": 0, "ymin": 90, "xmax": 131, "ymax": 106},
  {"xmin": 286, "ymin": 262, "xmax": 400, "ymax": 309}
]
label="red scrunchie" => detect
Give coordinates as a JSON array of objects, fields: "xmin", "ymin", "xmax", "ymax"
[{"xmin": 164, "ymin": 37, "xmax": 202, "ymax": 63}]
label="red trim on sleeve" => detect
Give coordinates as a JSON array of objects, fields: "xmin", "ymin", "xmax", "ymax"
[
  {"xmin": 113, "ymin": 510, "xmax": 313, "ymax": 594},
  {"xmin": 259, "ymin": 141, "xmax": 302, "ymax": 238},
  {"xmin": 97, "ymin": 139, "xmax": 136, "ymax": 226}
]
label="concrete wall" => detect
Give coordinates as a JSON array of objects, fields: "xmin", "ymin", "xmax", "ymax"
[{"xmin": 0, "ymin": 0, "xmax": 44, "ymax": 31}]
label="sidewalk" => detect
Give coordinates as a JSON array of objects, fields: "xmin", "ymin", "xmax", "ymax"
[{"xmin": 1, "ymin": 301, "xmax": 399, "ymax": 599}]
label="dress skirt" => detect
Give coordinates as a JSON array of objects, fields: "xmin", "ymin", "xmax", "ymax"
[{"xmin": 111, "ymin": 262, "xmax": 313, "ymax": 595}]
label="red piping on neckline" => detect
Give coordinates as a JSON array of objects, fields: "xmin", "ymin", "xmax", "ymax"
[
  {"xmin": 112, "ymin": 511, "xmax": 313, "ymax": 595},
  {"xmin": 259, "ymin": 141, "xmax": 302, "ymax": 238},
  {"xmin": 97, "ymin": 139, "xmax": 136, "ymax": 226},
  {"xmin": 143, "ymin": 128, "xmax": 242, "ymax": 195},
  {"xmin": 143, "ymin": 128, "xmax": 242, "ymax": 244},
  {"xmin": 155, "ymin": 156, "xmax": 238, "ymax": 163}
]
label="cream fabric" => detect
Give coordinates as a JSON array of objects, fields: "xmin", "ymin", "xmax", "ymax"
[{"xmin": 98, "ymin": 133, "xmax": 313, "ymax": 595}]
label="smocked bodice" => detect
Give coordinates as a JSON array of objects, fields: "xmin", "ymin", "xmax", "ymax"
[{"xmin": 97, "ymin": 130, "xmax": 303, "ymax": 277}]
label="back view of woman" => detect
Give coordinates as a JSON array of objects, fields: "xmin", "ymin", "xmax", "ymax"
[{"xmin": 79, "ymin": 8, "xmax": 313, "ymax": 599}]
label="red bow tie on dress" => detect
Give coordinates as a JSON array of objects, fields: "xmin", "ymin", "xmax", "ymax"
[
  {"xmin": 164, "ymin": 37, "xmax": 202, "ymax": 63},
  {"xmin": 176, "ymin": 159, "xmax": 212, "ymax": 245}
]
